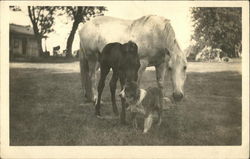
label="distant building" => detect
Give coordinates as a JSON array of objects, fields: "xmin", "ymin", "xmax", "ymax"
[{"xmin": 9, "ymin": 24, "xmax": 39, "ymax": 57}]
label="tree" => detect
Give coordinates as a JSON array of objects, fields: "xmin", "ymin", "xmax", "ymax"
[
  {"xmin": 190, "ymin": 7, "xmax": 242, "ymax": 58},
  {"xmin": 27, "ymin": 6, "xmax": 57, "ymax": 56},
  {"xmin": 59, "ymin": 6, "xmax": 107, "ymax": 58}
]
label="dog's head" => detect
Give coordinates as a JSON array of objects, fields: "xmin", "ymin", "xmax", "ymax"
[{"xmin": 119, "ymin": 81, "xmax": 140, "ymax": 105}]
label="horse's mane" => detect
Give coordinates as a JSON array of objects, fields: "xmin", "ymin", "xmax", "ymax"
[{"xmin": 129, "ymin": 15, "xmax": 183, "ymax": 57}]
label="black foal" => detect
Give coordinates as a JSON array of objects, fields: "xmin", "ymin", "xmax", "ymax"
[{"xmin": 95, "ymin": 41, "xmax": 140, "ymax": 124}]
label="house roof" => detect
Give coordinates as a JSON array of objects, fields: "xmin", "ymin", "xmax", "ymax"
[{"xmin": 10, "ymin": 23, "xmax": 35, "ymax": 36}]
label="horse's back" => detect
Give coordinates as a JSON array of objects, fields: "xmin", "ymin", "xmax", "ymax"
[
  {"xmin": 79, "ymin": 16, "xmax": 132, "ymax": 54},
  {"xmin": 78, "ymin": 15, "xmax": 181, "ymax": 62}
]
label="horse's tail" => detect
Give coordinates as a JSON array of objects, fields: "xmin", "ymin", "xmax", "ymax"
[{"xmin": 97, "ymin": 51, "xmax": 101, "ymax": 63}]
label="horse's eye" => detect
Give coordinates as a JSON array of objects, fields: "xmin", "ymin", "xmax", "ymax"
[
  {"xmin": 184, "ymin": 66, "xmax": 187, "ymax": 70},
  {"xmin": 168, "ymin": 67, "xmax": 172, "ymax": 71}
]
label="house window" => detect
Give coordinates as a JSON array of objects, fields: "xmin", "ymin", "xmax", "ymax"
[{"xmin": 14, "ymin": 39, "xmax": 19, "ymax": 48}]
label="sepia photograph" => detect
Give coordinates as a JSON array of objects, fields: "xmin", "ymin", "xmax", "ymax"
[{"xmin": 0, "ymin": 0, "xmax": 249, "ymax": 159}]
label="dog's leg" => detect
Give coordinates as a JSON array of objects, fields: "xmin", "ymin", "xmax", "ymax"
[
  {"xmin": 157, "ymin": 110, "xmax": 162, "ymax": 126},
  {"xmin": 143, "ymin": 113, "xmax": 153, "ymax": 134}
]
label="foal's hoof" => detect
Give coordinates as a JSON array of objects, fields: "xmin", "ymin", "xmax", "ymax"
[
  {"xmin": 120, "ymin": 120, "xmax": 128, "ymax": 125},
  {"xmin": 113, "ymin": 110, "xmax": 119, "ymax": 116}
]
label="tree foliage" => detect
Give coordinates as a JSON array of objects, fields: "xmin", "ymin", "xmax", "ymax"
[
  {"xmin": 27, "ymin": 6, "xmax": 58, "ymax": 56},
  {"xmin": 190, "ymin": 7, "xmax": 242, "ymax": 58},
  {"xmin": 58, "ymin": 6, "xmax": 107, "ymax": 57},
  {"xmin": 9, "ymin": 6, "xmax": 21, "ymax": 11}
]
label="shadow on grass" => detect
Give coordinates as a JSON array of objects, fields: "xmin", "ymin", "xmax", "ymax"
[{"xmin": 10, "ymin": 67, "xmax": 242, "ymax": 145}]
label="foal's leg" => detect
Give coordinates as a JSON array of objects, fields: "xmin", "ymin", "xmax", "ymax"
[
  {"xmin": 119, "ymin": 73, "xmax": 127, "ymax": 124},
  {"xmin": 110, "ymin": 69, "xmax": 119, "ymax": 116},
  {"xmin": 95, "ymin": 65, "xmax": 110, "ymax": 117}
]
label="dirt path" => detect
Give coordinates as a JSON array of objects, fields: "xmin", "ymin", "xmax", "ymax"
[{"xmin": 10, "ymin": 60, "xmax": 242, "ymax": 74}]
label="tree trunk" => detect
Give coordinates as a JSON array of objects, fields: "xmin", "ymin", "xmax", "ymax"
[
  {"xmin": 36, "ymin": 37, "xmax": 43, "ymax": 56},
  {"xmin": 66, "ymin": 20, "xmax": 80, "ymax": 58},
  {"xmin": 28, "ymin": 6, "xmax": 43, "ymax": 57}
]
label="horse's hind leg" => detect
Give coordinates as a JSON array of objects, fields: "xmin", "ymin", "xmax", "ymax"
[
  {"xmin": 79, "ymin": 47, "xmax": 92, "ymax": 102},
  {"xmin": 88, "ymin": 59, "xmax": 99, "ymax": 103},
  {"xmin": 109, "ymin": 69, "xmax": 119, "ymax": 116},
  {"xmin": 95, "ymin": 65, "xmax": 110, "ymax": 117}
]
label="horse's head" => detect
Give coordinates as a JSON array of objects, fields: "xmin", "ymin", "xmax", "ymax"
[
  {"xmin": 121, "ymin": 41, "xmax": 141, "ymax": 82},
  {"xmin": 167, "ymin": 45, "xmax": 187, "ymax": 102}
]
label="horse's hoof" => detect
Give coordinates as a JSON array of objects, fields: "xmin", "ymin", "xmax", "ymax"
[
  {"xmin": 143, "ymin": 131, "xmax": 148, "ymax": 134},
  {"xmin": 94, "ymin": 100, "xmax": 104, "ymax": 106},
  {"xmin": 96, "ymin": 115, "xmax": 104, "ymax": 119}
]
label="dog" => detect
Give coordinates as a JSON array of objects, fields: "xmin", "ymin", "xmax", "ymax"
[{"xmin": 119, "ymin": 81, "xmax": 163, "ymax": 133}]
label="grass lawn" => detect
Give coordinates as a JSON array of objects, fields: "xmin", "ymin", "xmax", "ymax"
[{"xmin": 10, "ymin": 61, "xmax": 242, "ymax": 145}]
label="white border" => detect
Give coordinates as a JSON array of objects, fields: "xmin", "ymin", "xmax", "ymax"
[{"xmin": 1, "ymin": 1, "xmax": 249, "ymax": 159}]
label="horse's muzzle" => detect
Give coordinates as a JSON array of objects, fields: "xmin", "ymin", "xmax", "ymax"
[{"xmin": 173, "ymin": 92, "xmax": 183, "ymax": 102}]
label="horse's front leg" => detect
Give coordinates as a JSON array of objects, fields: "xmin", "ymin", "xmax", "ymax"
[
  {"xmin": 137, "ymin": 59, "xmax": 148, "ymax": 86},
  {"xmin": 155, "ymin": 62, "xmax": 167, "ymax": 96},
  {"xmin": 109, "ymin": 69, "xmax": 119, "ymax": 116}
]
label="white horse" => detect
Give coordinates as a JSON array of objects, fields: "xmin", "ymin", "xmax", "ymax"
[{"xmin": 78, "ymin": 15, "xmax": 187, "ymax": 123}]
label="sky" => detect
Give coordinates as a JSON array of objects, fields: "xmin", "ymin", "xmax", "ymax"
[{"xmin": 9, "ymin": 3, "xmax": 193, "ymax": 54}]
